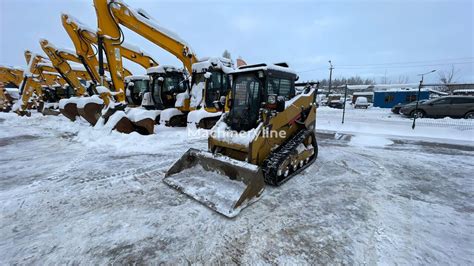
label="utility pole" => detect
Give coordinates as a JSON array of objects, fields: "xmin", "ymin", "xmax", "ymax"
[
  {"xmin": 327, "ymin": 60, "xmax": 334, "ymax": 97},
  {"xmin": 342, "ymin": 84, "xmax": 348, "ymax": 124},
  {"xmin": 412, "ymin": 69, "xmax": 436, "ymax": 129}
]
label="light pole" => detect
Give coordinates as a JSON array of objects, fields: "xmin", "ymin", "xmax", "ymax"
[
  {"xmin": 327, "ymin": 60, "xmax": 334, "ymax": 97},
  {"xmin": 412, "ymin": 69, "xmax": 436, "ymax": 129}
]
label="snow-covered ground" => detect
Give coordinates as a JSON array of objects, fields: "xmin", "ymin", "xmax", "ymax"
[{"xmin": 0, "ymin": 107, "xmax": 473, "ymax": 264}]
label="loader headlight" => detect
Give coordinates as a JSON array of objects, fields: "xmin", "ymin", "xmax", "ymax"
[{"xmin": 267, "ymin": 94, "xmax": 277, "ymax": 105}]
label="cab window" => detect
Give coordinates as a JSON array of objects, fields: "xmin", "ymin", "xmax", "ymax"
[{"xmin": 267, "ymin": 77, "xmax": 294, "ymax": 100}]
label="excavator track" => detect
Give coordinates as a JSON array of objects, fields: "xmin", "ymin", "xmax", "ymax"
[{"xmin": 262, "ymin": 129, "xmax": 318, "ymax": 186}]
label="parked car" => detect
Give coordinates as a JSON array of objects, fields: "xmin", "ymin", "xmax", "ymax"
[
  {"xmin": 391, "ymin": 99, "xmax": 428, "ymax": 114},
  {"xmin": 354, "ymin": 96, "xmax": 370, "ymax": 109},
  {"xmin": 328, "ymin": 99, "xmax": 343, "ymax": 109},
  {"xmin": 400, "ymin": 96, "xmax": 474, "ymax": 119}
]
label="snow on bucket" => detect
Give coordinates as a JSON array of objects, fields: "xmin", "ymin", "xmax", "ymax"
[{"xmin": 164, "ymin": 148, "xmax": 265, "ymax": 218}]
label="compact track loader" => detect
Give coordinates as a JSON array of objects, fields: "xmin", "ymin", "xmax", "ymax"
[{"xmin": 164, "ymin": 63, "xmax": 318, "ymax": 217}]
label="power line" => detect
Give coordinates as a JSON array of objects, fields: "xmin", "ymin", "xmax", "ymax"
[
  {"xmin": 297, "ymin": 60, "xmax": 474, "ymax": 73},
  {"xmin": 337, "ymin": 57, "xmax": 474, "ymax": 67}
]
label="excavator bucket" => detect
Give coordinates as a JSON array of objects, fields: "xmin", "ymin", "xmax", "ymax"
[
  {"xmin": 60, "ymin": 102, "xmax": 79, "ymax": 121},
  {"xmin": 77, "ymin": 102, "xmax": 103, "ymax": 126},
  {"xmin": 164, "ymin": 148, "xmax": 265, "ymax": 218}
]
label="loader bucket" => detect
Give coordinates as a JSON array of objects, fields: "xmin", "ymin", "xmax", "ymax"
[
  {"xmin": 77, "ymin": 102, "xmax": 103, "ymax": 126},
  {"xmin": 164, "ymin": 148, "xmax": 265, "ymax": 218},
  {"xmin": 60, "ymin": 102, "xmax": 79, "ymax": 121}
]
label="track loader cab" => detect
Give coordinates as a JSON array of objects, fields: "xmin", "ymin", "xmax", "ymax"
[
  {"xmin": 124, "ymin": 75, "xmax": 150, "ymax": 106},
  {"xmin": 146, "ymin": 66, "xmax": 188, "ymax": 110},
  {"xmin": 227, "ymin": 63, "xmax": 296, "ymax": 132},
  {"xmin": 165, "ymin": 63, "xmax": 318, "ymax": 217}
]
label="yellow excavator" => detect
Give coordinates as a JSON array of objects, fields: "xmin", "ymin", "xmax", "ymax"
[
  {"xmin": 15, "ymin": 50, "xmax": 90, "ymax": 116},
  {"xmin": 187, "ymin": 57, "xmax": 234, "ymax": 128},
  {"xmin": 14, "ymin": 53, "xmax": 62, "ymax": 114},
  {"xmin": 164, "ymin": 63, "xmax": 318, "ymax": 217},
  {"xmin": 39, "ymin": 39, "xmax": 92, "ymax": 120},
  {"xmin": 93, "ymin": 0, "xmax": 197, "ymax": 128},
  {"xmin": 0, "ymin": 66, "xmax": 24, "ymax": 111},
  {"xmin": 62, "ymin": 13, "xmax": 159, "ymax": 130},
  {"xmin": 94, "ymin": 0, "xmax": 235, "ymax": 129}
]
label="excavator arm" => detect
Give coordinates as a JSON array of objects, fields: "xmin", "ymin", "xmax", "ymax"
[
  {"xmin": 62, "ymin": 14, "xmax": 140, "ymax": 86},
  {"xmin": 0, "ymin": 66, "xmax": 24, "ymax": 87},
  {"xmin": 93, "ymin": 0, "xmax": 196, "ymax": 102},
  {"xmin": 40, "ymin": 39, "xmax": 88, "ymax": 96}
]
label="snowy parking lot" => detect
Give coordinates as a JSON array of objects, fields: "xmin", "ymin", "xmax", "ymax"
[{"xmin": 0, "ymin": 107, "xmax": 473, "ymax": 264}]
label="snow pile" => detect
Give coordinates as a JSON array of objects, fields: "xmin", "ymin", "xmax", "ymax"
[
  {"xmin": 232, "ymin": 63, "xmax": 296, "ymax": 75},
  {"xmin": 317, "ymin": 106, "xmax": 474, "ymax": 143},
  {"xmin": 164, "ymin": 164, "xmax": 250, "ymax": 218},
  {"xmin": 59, "ymin": 96, "xmax": 103, "ymax": 109},
  {"xmin": 124, "ymin": 75, "xmax": 150, "ymax": 82},
  {"xmin": 76, "ymin": 95, "xmax": 104, "ymax": 108},
  {"xmin": 189, "ymin": 81, "xmax": 204, "ymax": 108},
  {"xmin": 160, "ymin": 108, "xmax": 183, "ymax": 124},
  {"xmin": 349, "ymin": 135, "xmax": 394, "ymax": 147},
  {"xmin": 125, "ymin": 108, "xmax": 160, "ymax": 122},
  {"xmin": 192, "ymin": 57, "xmax": 234, "ymax": 74},
  {"xmin": 5, "ymin": 88, "xmax": 20, "ymax": 99},
  {"xmin": 174, "ymin": 91, "xmax": 189, "ymax": 108},
  {"xmin": 146, "ymin": 65, "xmax": 183, "ymax": 75},
  {"xmin": 100, "ymin": 111, "xmax": 128, "ymax": 131},
  {"xmin": 210, "ymin": 115, "xmax": 262, "ymax": 147},
  {"xmin": 187, "ymin": 109, "xmax": 222, "ymax": 128}
]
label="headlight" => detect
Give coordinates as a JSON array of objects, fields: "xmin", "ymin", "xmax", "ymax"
[{"xmin": 267, "ymin": 94, "xmax": 277, "ymax": 104}]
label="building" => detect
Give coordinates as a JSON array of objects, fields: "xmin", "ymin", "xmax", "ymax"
[{"xmin": 373, "ymin": 88, "xmax": 430, "ymax": 108}]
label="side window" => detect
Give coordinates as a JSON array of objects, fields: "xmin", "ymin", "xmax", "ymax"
[
  {"xmin": 451, "ymin": 98, "xmax": 472, "ymax": 104},
  {"xmin": 267, "ymin": 78, "xmax": 279, "ymax": 95},
  {"xmin": 209, "ymin": 72, "xmax": 221, "ymax": 91},
  {"xmin": 279, "ymin": 79, "xmax": 292, "ymax": 100},
  {"xmin": 433, "ymin": 98, "xmax": 451, "ymax": 105},
  {"xmin": 384, "ymin": 95, "xmax": 394, "ymax": 103},
  {"xmin": 249, "ymin": 81, "xmax": 260, "ymax": 102},
  {"xmin": 267, "ymin": 77, "xmax": 293, "ymax": 100},
  {"xmin": 406, "ymin": 94, "xmax": 417, "ymax": 102}
]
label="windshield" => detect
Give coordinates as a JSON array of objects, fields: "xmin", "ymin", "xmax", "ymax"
[
  {"xmin": 228, "ymin": 74, "xmax": 262, "ymax": 131},
  {"xmin": 204, "ymin": 71, "xmax": 229, "ymax": 108},
  {"xmin": 131, "ymin": 80, "xmax": 149, "ymax": 94},
  {"xmin": 152, "ymin": 74, "xmax": 188, "ymax": 109}
]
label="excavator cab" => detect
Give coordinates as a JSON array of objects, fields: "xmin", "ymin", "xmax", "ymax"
[
  {"xmin": 187, "ymin": 57, "xmax": 233, "ymax": 129},
  {"xmin": 147, "ymin": 66, "xmax": 188, "ymax": 110},
  {"xmin": 125, "ymin": 75, "xmax": 150, "ymax": 106}
]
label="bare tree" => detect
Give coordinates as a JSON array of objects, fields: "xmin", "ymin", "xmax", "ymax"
[
  {"xmin": 222, "ymin": 50, "xmax": 232, "ymax": 60},
  {"xmin": 397, "ymin": 75, "xmax": 409, "ymax": 84},
  {"xmin": 438, "ymin": 65, "xmax": 460, "ymax": 84},
  {"xmin": 380, "ymin": 70, "xmax": 391, "ymax": 84}
]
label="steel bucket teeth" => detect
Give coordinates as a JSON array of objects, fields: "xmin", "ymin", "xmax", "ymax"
[{"xmin": 164, "ymin": 148, "xmax": 265, "ymax": 218}]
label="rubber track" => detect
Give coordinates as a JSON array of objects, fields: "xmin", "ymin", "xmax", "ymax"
[{"xmin": 262, "ymin": 129, "xmax": 318, "ymax": 186}]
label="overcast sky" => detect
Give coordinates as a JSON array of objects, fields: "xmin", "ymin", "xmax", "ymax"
[{"xmin": 0, "ymin": 0, "xmax": 473, "ymax": 84}]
